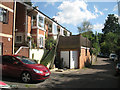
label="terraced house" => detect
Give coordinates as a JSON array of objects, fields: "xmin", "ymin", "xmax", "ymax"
[
  {"xmin": 14, "ymin": 1, "xmax": 71, "ymax": 62},
  {"xmin": 0, "ymin": 1, "xmax": 91, "ymax": 69}
]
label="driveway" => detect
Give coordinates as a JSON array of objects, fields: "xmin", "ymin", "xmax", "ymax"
[{"xmin": 1, "ymin": 57, "xmax": 120, "ymax": 88}]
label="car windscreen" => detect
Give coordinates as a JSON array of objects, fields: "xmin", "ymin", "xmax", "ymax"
[{"xmin": 16, "ymin": 56, "xmax": 37, "ymax": 64}]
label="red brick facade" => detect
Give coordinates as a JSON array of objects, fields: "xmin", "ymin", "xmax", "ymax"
[
  {"xmin": 79, "ymin": 48, "xmax": 91, "ymax": 69},
  {"xmin": 16, "ymin": 47, "xmax": 29, "ymax": 58},
  {"xmin": 0, "ymin": 2, "xmax": 14, "ymax": 55}
]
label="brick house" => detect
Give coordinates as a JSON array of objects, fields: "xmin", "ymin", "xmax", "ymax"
[
  {"xmin": 57, "ymin": 34, "xmax": 91, "ymax": 69},
  {"xmin": 15, "ymin": 2, "xmax": 71, "ymax": 49},
  {"xmin": 0, "ymin": 1, "xmax": 15, "ymax": 55}
]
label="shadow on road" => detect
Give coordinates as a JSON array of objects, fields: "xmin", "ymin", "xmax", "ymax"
[{"xmin": 46, "ymin": 58, "xmax": 120, "ymax": 88}]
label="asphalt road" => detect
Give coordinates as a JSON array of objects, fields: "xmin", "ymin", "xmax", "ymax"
[{"xmin": 1, "ymin": 57, "xmax": 120, "ymax": 88}]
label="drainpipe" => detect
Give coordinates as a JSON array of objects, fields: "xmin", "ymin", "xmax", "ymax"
[{"xmin": 12, "ymin": 0, "xmax": 16, "ymax": 54}]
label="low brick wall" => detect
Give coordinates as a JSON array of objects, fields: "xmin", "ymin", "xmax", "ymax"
[{"xmin": 16, "ymin": 47, "xmax": 29, "ymax": 58}]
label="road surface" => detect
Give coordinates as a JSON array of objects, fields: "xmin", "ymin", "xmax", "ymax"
[{"xmin": 2, "ymin": 57, "xmax": 120, "ymax": 88}]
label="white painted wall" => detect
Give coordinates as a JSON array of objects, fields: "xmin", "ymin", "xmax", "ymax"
[
  {"xmin": 61, "ymin": 51, "xmax": 69, "ymax": 68},
  {"xmin": 29, "ymin": 49, "xmax": 44, "ymax": 63}
]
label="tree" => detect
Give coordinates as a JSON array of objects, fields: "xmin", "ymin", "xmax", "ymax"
[
  {"xmin": 81, "ymin": 31, "xmax": 100, "ymax": 55},
  {"xmin": 45, "ymin": 37, "xmax": 56, "ymax": 50},
  {"xmin": 77, "ymin": 21, "xmax": 92, "ymax": 33},
  {"xmin": 101, "ymin": 14, "xmax": 120, "ymax": 57},
  {"xmin": 102, "ymin": 14, "xmax": 120, "ymax": 34}
]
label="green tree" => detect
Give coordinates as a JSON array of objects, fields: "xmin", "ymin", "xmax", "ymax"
[
  {"xmin": 101, "ymin": 14, "xmax": 120, "ymax": 57},
  {"xmin": 102, "ymin": 14, "xmax": 120, "ymax": 34},
  {"xmin": 77, "ymin": 21, "xmax": 92, "ymax": 33},
  {"xmin": 45, "ymin": 37, "xmax": 56, "ymax": 50}
]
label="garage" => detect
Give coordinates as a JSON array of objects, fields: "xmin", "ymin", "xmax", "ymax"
[{"xmin": 60, "ymin": 50, "xmax": 78, "ymax": 69}]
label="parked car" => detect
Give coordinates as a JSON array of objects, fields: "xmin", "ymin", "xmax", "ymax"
[
  {"xmin": 1, "ymin": 55, "xmax": 51, "ymax": 83},
  {"xmin": 115, "ymin": 62, "xmax": 120, "ymax": 75},
  {"xmin": 109, "ymin": 53, "xmax": 118, "ymax": 61}
]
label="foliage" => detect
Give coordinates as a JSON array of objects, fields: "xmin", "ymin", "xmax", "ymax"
[
  {"xmin": 81, "ymin": 30, "xmax": 100, "ymax": 55},
  {"xmin": 102, "ymin": 14, "xmax": 120, "ymax": 34},
  {"xmin": 40, "ymin": 48, "xmax": 55, "ymax": 67},
  {"xmin": 45, "ymin": 37, "xmax": 56, "ymax": 50},
  {"xmin": 78, "ymin": 21, "xmax": 92, "ymax": 33},
  {"xmin": 99, "ymin": 14, "xmax": 120, "ymax": 59}
]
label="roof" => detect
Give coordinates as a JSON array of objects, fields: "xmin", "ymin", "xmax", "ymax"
[{"xmin": 18, "ymin": 1, "xmax": 71, "ymax": 33}]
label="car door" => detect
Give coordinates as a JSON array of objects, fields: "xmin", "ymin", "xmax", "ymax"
[{"xmin": 2, "ymin": 55, "xmax": 24, "ymax": 77}]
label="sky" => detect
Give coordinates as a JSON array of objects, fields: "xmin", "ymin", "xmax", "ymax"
[{"xmin": 31, "ymin": 0, "xmax": 118, "ymax": 35}]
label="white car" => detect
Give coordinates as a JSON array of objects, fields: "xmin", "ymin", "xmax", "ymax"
[{"xmin": 109, "ymin": 53, "xmax": 118, "ymax": 61}]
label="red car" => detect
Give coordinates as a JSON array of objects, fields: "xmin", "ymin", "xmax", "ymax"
[{"xmin": 1, "ymin": 55, "xmax": 51, "ymax": 83}]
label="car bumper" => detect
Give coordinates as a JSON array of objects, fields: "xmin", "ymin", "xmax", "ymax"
[{"xmin": 31, "ymin": 72, "xmax": 50, "ymax": 81}]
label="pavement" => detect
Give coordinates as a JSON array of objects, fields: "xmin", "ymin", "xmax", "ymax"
[{"xmin": 1, "ymin": 57, "xmax": 120, "ymax": 88}]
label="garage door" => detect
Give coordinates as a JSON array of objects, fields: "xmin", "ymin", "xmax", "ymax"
[{"xmin": 70, "ymin": 51, "xmax": 78, "ymax": 69}]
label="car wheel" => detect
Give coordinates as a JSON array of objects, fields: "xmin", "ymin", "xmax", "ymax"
[{"xmin": 21, "ymin": 72, "xmax": 32, "ymax": 83}]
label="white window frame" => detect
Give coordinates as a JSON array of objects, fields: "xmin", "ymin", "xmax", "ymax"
[
  {"xmin": 37, "ymin": 13, "xmax": 45, "ymax": 31},
  {"xmin": 38, "ymin": 35, "xmax": 44, "ymax": 48},
  {"xmin": 52, "ymin": 22, "xmax": 58, "ymax": 34},
  {"xmin": 0, "ymin": 7, "xmax": 9, "ymax": 24}
]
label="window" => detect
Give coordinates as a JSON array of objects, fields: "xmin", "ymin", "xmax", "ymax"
[
  {"xmin": 32, "ymin": 15, "xmax": 37, "ymax": 26},
  {"xmin": 38, "ymin": 15, "xmax": 44, "ymax": 28},
  {"xmin": 0, "ymin": 8, "xmax": 9, "ymax": 24},
  {"xmin": 39, "ymin": 37, "xmax": 43, "ymax": 48},
  {"xmin": 15, "ymin": 36, "xmax": 22, "ymax": 43},
  {"xmin": 64, "ymin": 30, "xmax": 67, "ymax": 36},
  {"xmin": 53, "ymin": 23, "xmax": 57, "ymax": 34}
]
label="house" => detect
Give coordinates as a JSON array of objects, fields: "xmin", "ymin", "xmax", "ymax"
[
  {"xmin": 0, "ymin": 1, "xmax": 15, "ymax": 55},
  {"xmin": 57, "ymin": 34, "xmax": 91, "ymax": 69},
  {"xmin": 14, "ymin": 2, "xmax": 72, "ymax": 63}
]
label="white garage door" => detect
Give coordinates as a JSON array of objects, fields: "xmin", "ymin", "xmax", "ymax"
[
  {"xmin": 61, "ymin": 51, "xmax": 69, "ymax": 68},
  {"xmin": 70, "ymin": 51, "xmax": 78, "ymax": 69}
]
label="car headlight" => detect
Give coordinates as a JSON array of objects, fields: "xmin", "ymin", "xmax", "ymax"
[{"xmin": 33, "ymin": 69, "xmax": 43, "ymax": 74}]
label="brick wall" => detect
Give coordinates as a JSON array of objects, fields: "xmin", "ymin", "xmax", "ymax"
[
  {"xmin": 16, "ymin": 47, "xmax": 29, "ymax": 58},
  {"xmin": 0, "ymin": 2, "xmax": 14, "ymax": 55},
  {"xmin": 27, "ymin": 15, "xmax": 31, "ymax": 35},
  {"xmin": 79, "ymin": 48, "xmax": 91, "ymax": 69},
  {"xmin": 15, "ymin": 2, "xmax": 26, "ymax": 32}
]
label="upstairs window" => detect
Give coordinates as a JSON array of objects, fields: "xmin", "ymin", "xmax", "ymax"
[
  {"xmin": 0, "ymin": 8, "xmax": 9, "ymax": 24},
  {"xmin": 38, "ymin": 15, "xmax": 44, "ymax": 28},
  {"xmin": 32, "ymin": 15, "xmax": 37, "ymax": 26},
  {"xmin": 53, "ymin": 23, "xmax": 57, "ymax": 34}
]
